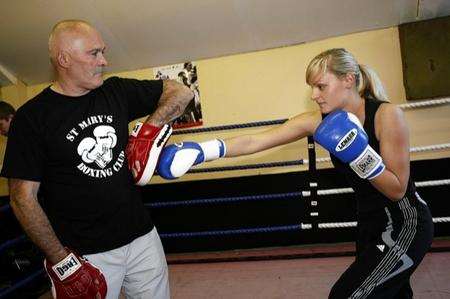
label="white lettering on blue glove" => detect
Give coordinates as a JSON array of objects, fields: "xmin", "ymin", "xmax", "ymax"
[{"xmin": 313, "ymin": 110, "xmax": 385, "ymax": 179}]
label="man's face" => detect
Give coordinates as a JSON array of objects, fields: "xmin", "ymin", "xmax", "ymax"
[
  {"xmin": 0, "ymin": 115, "xmax": 12, "ymax": 136},
  {"xmin": 67, "ymin": 29, "xmax": 107, "ymax": 92}
]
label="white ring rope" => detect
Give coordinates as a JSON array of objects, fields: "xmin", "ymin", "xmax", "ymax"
[
  {"xmin": 315, "ymin": 217, "xmax": 450, "ymax": 229},
  {"xmin": 398, "ymin": 97, "xmax": 450, "ymax": 109},
  {"xmin": 302, "ymin": 179, "xmax": 450, "ymax": 197},
  {"xmin": 303, "ymin": 157, "xmax": 331, "ymax": 164},
  {"xmin": 415, "ymin": 179, "xmax": 450, "ymax": 187},
  {"xmin": 410, "ymin": 143, "xmax": 450, "ymax": 153},
  {"xmin": 318, "ymin": 221, "xmax": 357, "ymax": 229},
  {"xmin": 433, "ymin": 217, "xmax": 450, "ymax": 223},
  {"xmin": 318, "ymin": 188, "xmax": 354, "ymax": 196},
  {"xmin": 311, "ymin": 143, "xmax": 450, "ymax": 165}
]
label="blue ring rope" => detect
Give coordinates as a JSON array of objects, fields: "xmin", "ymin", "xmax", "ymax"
[
  {"xmin": 0, "ymin": 269, "xmax": 45, "ymax": 298},
  {"xmin": 172, "ymin": 119, "xmax": 287, "ymax": 135},
  {"xmin": 0, "ymin": 204, "xmax": 11, "ymax": 214},
  {"xmin": 185, "ymin": 160, "xmax": 305, "ymax": 174},
  {"xmin": 148, "ymin": 192, "xmax": 302, "ymax": 208},
  {"xmin": 0, "ymin": 235, "xmax": 27, "ymax": 254},
  {"xmin": 159, "ymin": 224, "xmax": 302, "ymax": 239}
]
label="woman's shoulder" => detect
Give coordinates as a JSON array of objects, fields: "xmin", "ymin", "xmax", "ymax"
[
  {"xmin": 377, "ymin": 102, "xmax": 404, "ymax": 120},
  {"xmin": 375, "ymin": 101, "xmax": 407, "ymax": 139}
]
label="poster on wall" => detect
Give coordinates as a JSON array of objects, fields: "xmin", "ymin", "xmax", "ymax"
[{"xmin": 153, "ymin": 62, "xmax": 203, "ymax": 129}]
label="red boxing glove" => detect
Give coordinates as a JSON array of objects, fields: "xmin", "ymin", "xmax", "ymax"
[
  {"xmin": 44, "ymin": 251, "xmax": 107, "ymax": 299},
  {"xmin": 126, "ymin": 122, "xmax": 172, "ymax": 186}
]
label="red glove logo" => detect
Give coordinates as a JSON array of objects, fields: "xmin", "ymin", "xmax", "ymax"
[{"xmin": 45, "ymin": 251, "xmax": 107, "ymax": 299}]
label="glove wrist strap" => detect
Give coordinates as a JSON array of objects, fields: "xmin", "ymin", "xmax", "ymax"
[
  {"xmin": 349, "ymin": 145, "xmax": 384, "ymax": 179},
  {"xmin": 200, "ymin": 139, "xmax": 226, "ymax": 162}
]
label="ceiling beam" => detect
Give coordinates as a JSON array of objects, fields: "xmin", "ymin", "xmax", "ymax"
[{"xmin": 0, "ymin": 62, "xmax": 18, "ymax": 86}]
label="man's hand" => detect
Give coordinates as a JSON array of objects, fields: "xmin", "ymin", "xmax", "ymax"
[
  {"xmin": 44, "ymin": 250, "xmax": 107, "ymax": 299},
  {"xmin": 126, "ymin": 122, "xmax": 172, "ymax": 185}
]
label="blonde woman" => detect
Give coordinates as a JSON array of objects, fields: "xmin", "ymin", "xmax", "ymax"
[{"xmin": 157, "ymin": 48, "xmax": 433, "ymax": 298}]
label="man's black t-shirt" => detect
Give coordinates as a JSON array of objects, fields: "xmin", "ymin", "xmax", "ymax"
[{"xmin": 1, "ymin": 77, "xmax": 162, "ymax": 254}]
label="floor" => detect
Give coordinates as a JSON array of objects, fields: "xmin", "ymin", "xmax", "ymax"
[
  {"xmin": 38, "ymin": 240, "xmax": 450, "ymax": 298},
  {"xmin": 168, "ymin": 252, "xmax": 450, "ymax": 299}
]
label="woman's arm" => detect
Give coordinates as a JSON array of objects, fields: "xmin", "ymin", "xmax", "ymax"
[
  {"xmin": 370, "ymin": 104, "xmax": 411, "ymax": 201},
  {"xmin": 156, "ymin": 110, "xmax": 322, "ymax": 179},
  {"xmin": 225, "ymin": 110, "xmax": 322, "ymax": 157}
]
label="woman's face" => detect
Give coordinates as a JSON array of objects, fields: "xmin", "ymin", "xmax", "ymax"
[{"xmin": 309, "ymin": 71, "xmax": 352, "ymax": 114}]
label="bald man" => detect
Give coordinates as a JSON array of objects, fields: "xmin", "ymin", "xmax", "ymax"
[{"xmin": 1, "ymin": 20, "xmax": 192, "ymax": 299}]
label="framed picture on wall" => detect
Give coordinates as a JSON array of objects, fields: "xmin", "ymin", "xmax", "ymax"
[{"xmin": 154, "ymin": 62, "xmax": 203, "ymax": 129}]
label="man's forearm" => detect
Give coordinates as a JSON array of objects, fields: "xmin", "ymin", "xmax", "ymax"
[
  {"xmin": 9, "ymin": 179, "xmax": 67, "ymax": 264},
  {"xmin": 146, "ymin": 80, "xmax": 193, "ymax": 127}
]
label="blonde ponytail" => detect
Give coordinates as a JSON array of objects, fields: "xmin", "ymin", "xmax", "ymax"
[{"xmin": 358, "ymin": 64, "xmax": 388, "ymax": 102}]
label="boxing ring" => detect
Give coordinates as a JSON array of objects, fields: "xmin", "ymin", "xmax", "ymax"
[{"xmin": 0, "ymin": 97, "xmax": 450, "ymax": 298}]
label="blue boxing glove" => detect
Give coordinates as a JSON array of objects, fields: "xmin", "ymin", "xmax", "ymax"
[
  {"xmin": 313, "ymin": 110, "xmax": 385, "ymax": 179},
  {"xmin": 157, "ymin": 139, "xmax": 226, "ymax": 179}
]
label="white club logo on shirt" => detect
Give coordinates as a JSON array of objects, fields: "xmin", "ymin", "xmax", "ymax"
[{"xmin": 77, "ymin": 125, "xmax": 117, "ymax": 169}]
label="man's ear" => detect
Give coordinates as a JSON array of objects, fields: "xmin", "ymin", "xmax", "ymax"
[{"xmin": 57, "ymin": 50, "xmax": 71, "ymax": 68}]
